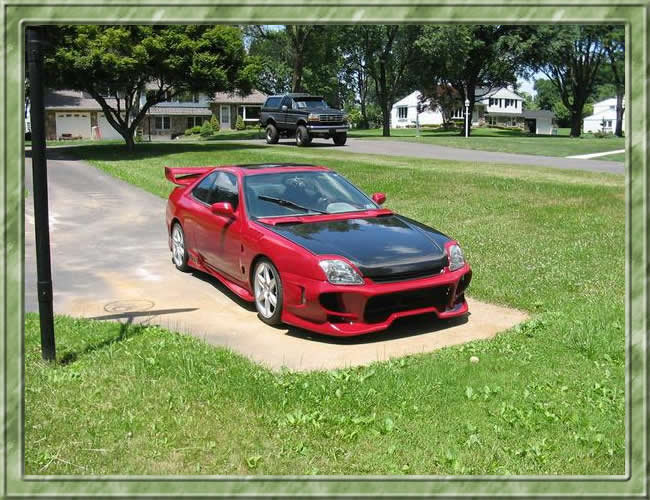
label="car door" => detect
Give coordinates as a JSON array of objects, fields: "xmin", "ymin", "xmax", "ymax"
[
  {"xmin": 280, "ymin": 96, "xmax": 292, "ymax": 131},
  {"xmin": 190, "ymin": 171, "xmax": 243, "ymax": 281}
]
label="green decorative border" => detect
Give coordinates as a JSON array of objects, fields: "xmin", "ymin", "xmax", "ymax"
[{"xmin": 2, "ymin": 1, "xmax": 646, "ymax": 497}]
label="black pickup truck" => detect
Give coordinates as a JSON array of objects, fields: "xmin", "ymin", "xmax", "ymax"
[{"xmin": 259, "ymin": 93, "xmax": 349, "ymax": 147}]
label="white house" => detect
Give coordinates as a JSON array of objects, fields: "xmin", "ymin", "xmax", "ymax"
[
  {"xmin": 390, "ymin": 87, "xmax": 556, "ymax": 135},
  {"xmin": 583, "ymin": 97, "xmax": 624, "ymax": 134}
]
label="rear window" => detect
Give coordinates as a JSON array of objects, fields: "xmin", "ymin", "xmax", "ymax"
[{"xmin": 264, "ymin": 97, "xmax": 282, "ymax": 109}]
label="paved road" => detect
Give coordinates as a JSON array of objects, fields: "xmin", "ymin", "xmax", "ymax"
[
  {"xmin": 24, "ymin": 154, "xmax": 527, "ymax": 371},
  {"xmin": 244, "ymin": 137, "xmax": 624, "ymax": 174}
]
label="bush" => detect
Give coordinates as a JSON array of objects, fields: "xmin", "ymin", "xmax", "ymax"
[
  {"xmin": 235, "ymin": 115, "xmax": 246, "ymax": 130},
  {"xmin": 200, "ymin": 121, "xmax": 214, "ymax": 137},
  {"xmin": 593, "ymin": 130, "xmax": 614, "ymax": 138},
  {"xmin": 191, "ymin": 125, "xmax": 201, "ymax": 134},
  {"xmin": 210, "ymin": 114, "xmax": 220, "ymax": 132},
  {"xmin": 184, "ymin": 128, "xmax": 193, "ymax": 136}
]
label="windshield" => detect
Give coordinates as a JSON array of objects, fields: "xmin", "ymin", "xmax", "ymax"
[
  {"xmin": 293, "ymin": 99, "xmax": 329, "ymax": 109},
  {"xmin": 244, "ymin": 171, "xmax": 378, "ymax": 218}
]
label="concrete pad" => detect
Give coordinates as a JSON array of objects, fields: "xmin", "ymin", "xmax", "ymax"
[{"xmin": 25, "ymin": 155, "xmax": 528, "ymax": 372}]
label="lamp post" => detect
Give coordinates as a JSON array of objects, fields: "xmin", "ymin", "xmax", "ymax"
[
  {"xmin": 464, "ymin": 98, "xmax": 470, "ymax": 138},
  {"xmin": 28, "ymin": 26, "xmax": 56, "ymax": 361}
]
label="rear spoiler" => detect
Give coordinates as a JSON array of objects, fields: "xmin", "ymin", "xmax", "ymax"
[{"xmin": 164, "ymin": 166, "xmax": 214, "ymax": 186}]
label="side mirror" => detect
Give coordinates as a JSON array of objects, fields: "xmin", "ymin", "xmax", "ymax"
[
  {"xmin": 211, "ymin": 202, "xmax": 235, "ymax": 217},
  {"xmin": 281, "ymin": 105, "xmax": 288, "ymax": 112},
  {"xmin": 372, "ymin": 192, "xmax": 386, "ymax": 205}
]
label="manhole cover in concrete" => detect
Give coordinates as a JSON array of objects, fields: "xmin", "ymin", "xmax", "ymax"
[{"xmin": 104, "ymin": 299, "xmax": 155, "ymax": 313}]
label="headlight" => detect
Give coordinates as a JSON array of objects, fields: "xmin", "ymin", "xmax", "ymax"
[
  {"xmin": 319, "ymin": 260, "xmax": 364, "ymax": 285},
  {"xmin": 447, "ymin": 244, "xmax": 465, "ymax": 272},
  {"xmin": 308, "ymin": 113, "xmax": 320, "ymax": 121}
]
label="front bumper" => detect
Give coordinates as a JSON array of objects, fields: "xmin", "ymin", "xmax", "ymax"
[
  {"xmin": 280, "ymin": 264, "xmax": 472, "ymax": 336},
  {"xmin": 306, "ymin": 124, "xmax": 350, "ymax": 132}
]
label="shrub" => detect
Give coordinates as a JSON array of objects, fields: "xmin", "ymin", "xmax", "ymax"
[
  {"xmin": 200, "ymin": 121, "xmax": 213, "ymax": 137},
  {"xmin": 235, "ymin": 115, "xmax": 246, "ymax": 130},
  {"xmin": 184, "ymin": 128, "xmax": 193, "ymax": 136},
  {"xmin": 593, "ymin": 130, "xmax": 614, "ymax": 139},
  {"xmin": 191, "ymin": 125, "xmax": 201, "ymax": 134},
  {"xmin": 210, "ymin": 114, "xmax": 220, "ymax": 132}
]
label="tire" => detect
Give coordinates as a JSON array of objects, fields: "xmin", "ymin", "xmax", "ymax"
[
  {"xmin": 333, "ymin": 132, "xmax": 347, "ymax": 146},
  {"xmin": 265, "ymin": 123, "xmax": 279, "ymax": 144},
  {"xmin": 253, "ymin": 259, "xmax": 283, "ymax": 326},
  {"xmin": 295, "ymin": 125, "xmax": 312, "ymax": 147},
  {"xmin": 171, "ymin": 223, "xmax": 190, "ymax": 272}
]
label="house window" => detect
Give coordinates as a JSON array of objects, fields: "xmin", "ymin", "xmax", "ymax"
[
  {"xmin": 397, "ymin": 106, "xmax": 408, "ymax": 119},
  {"xmin": 607, "ymin": 120, "xmax": 613, "ymax": 128},
  {"xmin": 187, "ymin": 116, "xmax": 207, "ymax": 128},
  {"xmin": 177, "ymin": 92, "xmax": 200, "ymax": 103},
  {"xmin": 238, "ymin": 105, "xmax": 261, "ymax": 121},
  {"xmin": 154, "ymin": 116, "xmax": 171, "ymax": 130}
]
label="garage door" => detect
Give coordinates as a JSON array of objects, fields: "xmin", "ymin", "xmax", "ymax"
[
  {"xmin": 97, "ymin": 114, "xmax": 124, "ymax": 140},
  {"xmin": 55, "ymin": 112, "xmax": 91, "ymax": 138}
]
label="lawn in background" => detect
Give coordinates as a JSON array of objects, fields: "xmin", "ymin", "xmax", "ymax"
[
  {"xmin": 25, "ymin": 142, "xmax": 625, "ymax": 475},
  {"xmin": 348, "ymin": 126, "xmax": 625, "ymax": 160}
]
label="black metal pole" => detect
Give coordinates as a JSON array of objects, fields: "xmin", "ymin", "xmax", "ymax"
[{"xmin": 27, "ymin": 26, "xmax": 56, "ymax": 362}]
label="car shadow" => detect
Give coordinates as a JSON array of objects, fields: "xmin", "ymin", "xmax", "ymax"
[
  {"xmin": 273, "ymin": 140, "xmax": 344, "ymax": 148},
  {"xmin": 189, "ymin": 270, "xmax": 257, "ymax": 312},
  {"xmin": 282, "ymin": 311, "xmax": 470, "ymax": 345}
]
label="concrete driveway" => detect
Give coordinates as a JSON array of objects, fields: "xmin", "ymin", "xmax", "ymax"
[
  {"xmin": 24, "ymin": 155, "xmax": 527, "ymax": 371},
  {"xmin": 242, "ymin": 137, "xmax": 624, "ymax": 174}
]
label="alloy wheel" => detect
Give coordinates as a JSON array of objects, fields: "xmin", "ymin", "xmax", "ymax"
[{"xmin": 254, "ymin": 262, "xmax": 278, "ymax": 319}]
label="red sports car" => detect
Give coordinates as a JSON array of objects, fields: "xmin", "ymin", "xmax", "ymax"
[{"xmin": 165, "ymin": 163, "xmax": 471, "ymax": 336}]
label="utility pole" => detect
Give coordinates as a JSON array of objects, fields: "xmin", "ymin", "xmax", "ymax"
[{"xmin": 27, "ymin": 26, "xmax": 56, "ymax": 362}]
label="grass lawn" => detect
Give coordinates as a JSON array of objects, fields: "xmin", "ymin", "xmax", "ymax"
[
  {"xmin": 25, "ymin": 142, "xmax": 625, "ymax": 475},
  {"xmin": 178, "ymin": 128, "xmax": 262, "ymax": 142},
  {"xmin": 348, "ymin": 126, "xmax": 625, "ymax": 160},
  {"xmin": 25, "ymin": 138, "xmax": 124, "ymax": 147}
]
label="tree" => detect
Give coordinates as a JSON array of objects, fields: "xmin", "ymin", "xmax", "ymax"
[
  {"xmin": 414, "ymin": 25, "xmax": 524, "ymax": 136},
  {"xmin": 603, "ymin": 26, "xmax": 625, "ymax": 136},
  {"xmin": 363, "ymin": 25, "xmax": 421, "ymax": 137},
  {"xmin": 525, "ymin": 25, "xmax": 609, "ymax": 137},
  {"xmin": 44, "ymin": 25, "xmax": 257, "ymax": 149}
]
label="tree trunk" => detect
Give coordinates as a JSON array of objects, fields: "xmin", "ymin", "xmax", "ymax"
[
  {"xmin": 292, "ymin": 49, "xmax": 304, "ymax": 92},
  {"xmin": 379, "ymin": 60, "xmax": 390, "ymax": 137},
  {"xmin": 569, "ymin": 112, "xmax": 582, "ymax": 137},
  {"xmin": 123, "ymin": 131, "xmax": 135, "ymax": 151},
  {"xmin": 615, "ymin": 91, "xmax": 624, "ymax": 137}
]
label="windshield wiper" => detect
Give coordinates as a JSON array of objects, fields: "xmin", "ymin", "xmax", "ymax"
[{"xmin": 257, "ymin": 195, "xmax": 327, "ymax": 214}]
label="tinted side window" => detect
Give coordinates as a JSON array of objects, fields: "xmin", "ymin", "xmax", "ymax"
[
  {"xmin": 280, "ymin": 96, "xmax": 291, "ymax": 108},
  {"xmin": 192, "ymin": 172, "xmax": 217, "ymax": 204},
  {"xmin": 211, "ymin": 172, "xmax": 239, "ymax": 210},
  {"xmin": 264, "ymin": 97, "xmax": 282, "ymax": 109}
]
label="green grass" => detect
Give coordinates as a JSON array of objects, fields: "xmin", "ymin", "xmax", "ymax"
[
  {"xmin": 25, "ymin": 142, "xmax": 625, "ymax": 475},
  {"xmin": 25, "ymin": 139, "xmax": 124, "ymax": 147},
  {"xmin": 348, "ymin": 126, "xmax": 625, "ymax": 160}
]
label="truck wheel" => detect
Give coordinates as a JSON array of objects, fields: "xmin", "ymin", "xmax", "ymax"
[
  {"xmin": 333, "ymin": 132, "xmax": 347, "ymax": 146},
  {"xmin": 296, "ymin": 125, "xmax": 312, "ymax": 147},
  {"xmin": 265, "ymin": 123, "xmax": 279, "ymax": 144}
]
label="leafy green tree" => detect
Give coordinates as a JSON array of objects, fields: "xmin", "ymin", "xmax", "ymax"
[
  {"xmin": 235, "ymin": 115, "xmax": 246, "ymax": 130},
  {"xmin": 363, "ymin": 25, "xmax": 421, "ymax": 137},
  {"xmin": 200, "ymin": 120, "xmax": 213, "ymax": 137},
  {"xmin": 523, "ymin": 25, "xmax": 610, "ymax": 137},
  {"xmin": 602, "ymin": 26, "xmax": 625, "ymax": 136},
  {"xmin": 44, "ymin": 25, "xmax": 257, "ymax": 149},
  {"xmin": 210, "ymin": 114, "xmax": 220, "ymax": 132},
  {"xmin": 414, "ymin": 25, "xmax": 524, "ymax": 136}
]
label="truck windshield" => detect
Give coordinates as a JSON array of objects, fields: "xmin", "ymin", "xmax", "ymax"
[
  {"xmin": 244, "ymin": 171, "xmax": 377, "ymax": 218},
  {"xmin": 293, "ymin": 99, "xmax": 329, "ymax": 109}
]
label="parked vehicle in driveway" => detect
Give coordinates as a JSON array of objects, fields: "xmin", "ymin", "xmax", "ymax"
[
  {"xmin": 259, "ymin": 94, "xmax": 349, "ymax": 147},
  {"xmin": 165, "ymin": 163, "xmax": 471, "ymax": 336}
]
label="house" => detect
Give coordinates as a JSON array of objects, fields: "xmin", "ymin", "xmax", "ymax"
[
  {"xmin": 43, "ymin": 89, "xmax": 126, "ymax": 140},
  {"xmin": 583, "ymin": 97, "xmax": 624, "ymax": 134},
  {"xmin": 43, "ymin": 88, "xmax": 267, "ymax": 140},
  {"xmin": 390, "ymin": 87, "xmax": 556, "ymax": 135},
  {"xmin": 141, "ymin": 88, "xmax": 267, "ymax": 138}
]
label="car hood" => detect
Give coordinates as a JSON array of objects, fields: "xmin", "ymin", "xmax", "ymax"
[{"xmin": 264, "ymin": 215, "xmax": 451, "ymax": 281}]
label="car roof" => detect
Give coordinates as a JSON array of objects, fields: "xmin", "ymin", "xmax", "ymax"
[
  {"xmin": 218, "ymin": 163, "xmax": 331, "ymax": 175},
  {"xmin": 267, "ymin": 93, "xmax": 323, "ymax": 99}
]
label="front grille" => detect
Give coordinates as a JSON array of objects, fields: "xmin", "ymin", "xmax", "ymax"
[
  {"xmin": 364, "ymin": 286, "xmax": 451, "ymax": 324},
  {"xmin": 319, "ymin": 114, "xmax": 343, "ymax": 122},
  {"xmin": 370, "ymin": 266, "xmax": 444, "ymax": 283}
]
